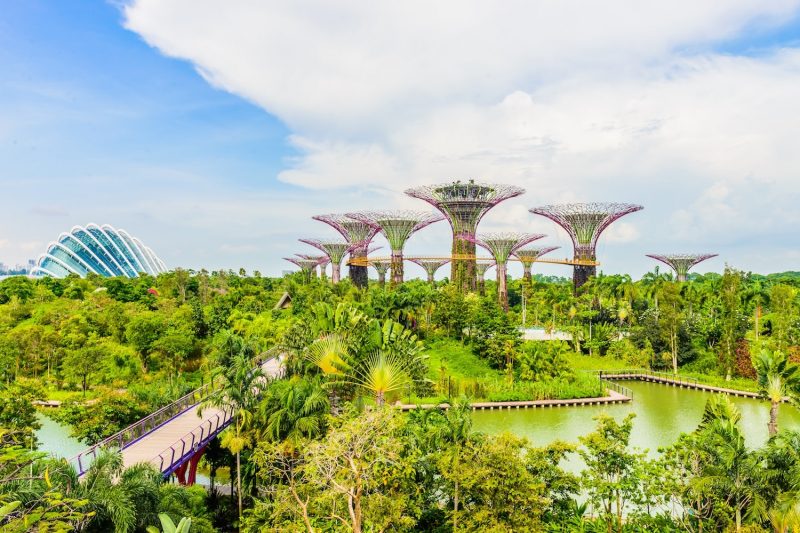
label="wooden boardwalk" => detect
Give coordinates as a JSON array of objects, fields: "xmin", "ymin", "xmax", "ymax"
[
  {"xmin": 600, "ymin": 372, "xmax": 765, "ymax": 399},
  {"xmin": 398, "ymin": 389, "xmax": 630, "ymax": 411}
]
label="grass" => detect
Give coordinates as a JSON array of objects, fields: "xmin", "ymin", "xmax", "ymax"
[
  {"xmin": 46, "ymin": 388, "xmax": 100, "ymax": 402},
  {"xmin": 564, "ymin": 352, "xmax": 630, "ymax": 372},
  {"xmin": 423, "ymin": 337, "xmax": 502, "ymax": 381}
]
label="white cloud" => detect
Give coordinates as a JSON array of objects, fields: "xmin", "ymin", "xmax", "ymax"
[{"xmin": 122, "ymin": 1, "xmax": 800, "ymax": 274}]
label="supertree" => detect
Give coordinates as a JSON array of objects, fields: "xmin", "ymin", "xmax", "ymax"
[
  {"xmin": 284, "ymin": 257, "xmax": 322, "ymax": 281},
  {"xmin": 348, "ymin": 210, "xmax": 444, "ymax": 285},
  {"xmin": 369, "ymin": 259, "xmax": 392, "ymax": 286},
  {"xmin": 410, "ymin": 258, "xmax": 450, "ymax": 284},
  {"xmin": 514, "ymin": 246, "xmax": 560, "ymax": 284},
  {"xmin": 312, "ymin": 213, "xmax": 381, "ymax": 289},
  {"xmin": 298, "ymin": 238, "xmax": 355, "ymax": 284},
  {"xmin": 646, "ymin": 253, "xmax": 718, "ymax": 282},
  {"xmin": 466, "ymin": 232, "xmax": 545, "ymax": 311},
  {"xmin": 475, "ymin": 260, "xmax": 495, "ymax": 296},
  {"xmin": 530, "ymin": 203, "xmax": 643, "ymax": 290},
  {"xmin": 296, "ymin": 253, "xmax": 330, "ymax": 278},
  {"xmin": 405, "ymin": 180, "xmax": 525, "ymax": 292}
]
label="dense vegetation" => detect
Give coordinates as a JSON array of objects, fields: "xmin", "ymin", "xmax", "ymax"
[{"xmin": 1, "ymin": 265, "xmax": 800, "ymax": 531}]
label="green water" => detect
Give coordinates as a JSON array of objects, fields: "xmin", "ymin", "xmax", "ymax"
[
  {"xmin": 472, "ymin": 381, "xmax": 800, "ymax": 453},
  {"xmin": 35, "ymin": 412, "xmax": 85, "ymax": 459}
]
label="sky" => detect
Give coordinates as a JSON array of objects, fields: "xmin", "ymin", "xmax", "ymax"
[{"xmin": 2, "ymin": 1, "xmax": 800, "ymax": 279}]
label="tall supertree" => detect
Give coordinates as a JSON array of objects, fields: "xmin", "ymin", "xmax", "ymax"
[
  {"xmin": 369, "ymin": 259, "xmax": 392, "ymax": 286},
  {"xmin": 514, "ymin": 246, "xmax": 560, "ymax": 284},
  {"xmin": 646, "ymin": 253, "xmax": 718, "ymax": 282},
  {"xmin": 405, "ymin": 180, "xmax": 525, "ymax": 293},
  {"xmin": 348, "ymin": 210, "xmax": 443, "ymax": 285},
  {"xmin": 475, "ymin": 260, "xmax": 495, "ymax": 296},
  {"xmin": 410, "ymin": 258, "xmax": 450, "ymax": 284},
  {"xmin": 466, "ymin": 232, "xmax": 545, "ymax": 311},
  {"xmin": 296, "ymin": 253, "xmax": 330, "ymax": 278},
  {"xmin": 284, "ymin": 257, "xmax": 322, "ymax": 281},
  {"xmin": 312, "ymin": 213, "xmax": 381, "ymax": 289},
  {"xmin": 298, "ymin": 238, "xmax": 355, "ymax": 284},
  {"xmin": 530, "ymin": 203, "xmax": 643, "ymax": 290}
]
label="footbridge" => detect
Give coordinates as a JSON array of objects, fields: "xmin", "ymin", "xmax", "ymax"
[{"xmin": 69, "ymin": 355, "xmax": 282, "ymax": 485}]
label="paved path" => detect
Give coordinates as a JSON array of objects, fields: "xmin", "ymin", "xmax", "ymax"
[{"xmin": 110, "ymin": 357, "xmax": 282, "ymax": 474}]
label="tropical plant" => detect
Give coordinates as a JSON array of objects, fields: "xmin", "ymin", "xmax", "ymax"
[{"xmin": 754, "ymin": 349, "xmax": 800, "ymax": 436}]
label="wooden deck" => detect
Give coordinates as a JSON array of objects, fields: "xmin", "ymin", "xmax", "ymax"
[
  {"xmin": 397, "ymin": 389, "xmax": 631, "ymax": 411},
  {"xmin": 601, "ymin": 372, "xmax": 766, "ymax": 399}
]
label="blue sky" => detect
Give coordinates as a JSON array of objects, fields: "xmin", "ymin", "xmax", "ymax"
[{"xmin": 2, "ymin": 1, "xmax": 800, "ymax": 278}]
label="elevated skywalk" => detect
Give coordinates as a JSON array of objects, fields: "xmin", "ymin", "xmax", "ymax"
[{"xmin": 70, "ymin": 356, "xmax": 282, "ymax": 484}]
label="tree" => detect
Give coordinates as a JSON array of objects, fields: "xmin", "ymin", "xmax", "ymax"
[
  {"xmin": 719, "ymin": 268, "xmax": 745, "ymax": 380},
  {"xmin": 754, "ymin": 349, "xmax": 800, "ymax": 436},
  {"xmin": 658, "ymin": 282, "xmax": 684, "ymax": 374},
  {"xmin": 254, "ymin": 375, "xmax": 329, "ymax": 452},
  {"xmin": 126, "ymin": 312, "xmax": 166, "ymax": 372},
  {"xmin": 579, "ymin": 413, "xmax": 645, "ymax": 533},
  {"xmin": 203, "ymin": 348, "xmax": 266, "ymax": 524}
]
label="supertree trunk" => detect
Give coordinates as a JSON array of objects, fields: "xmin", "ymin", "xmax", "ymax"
[
  {"xmin": 378, "ymin": 272, "xmax": 386, "ymax": 286},
  {"xmin": 573, "ymin": 264, "xmax": 595, "ymax": 292},
  {"xmin": 452, "ymin": 237, "xmax": 477, "ymax": 292},
  {"xmin": 349, "ymin": 246, "xmax": 369, "ymax": 288},
  {"xmin": 331, "ymin": 262, "xmax": 341, "ymax": 284},
  {"xmin": 497, "ymin": 262, "xmax": 509, "ymax": 312},
  {"xmin": 427, "ymin": 272, "xmax": 435, "ymax": 284},
  {"xmin": 391, "ymin": 250, "xmax": 404, "ymax": 286},
  {"xmin": 522, "ymin": 264, "xmax": 532, "ymax": 285}
]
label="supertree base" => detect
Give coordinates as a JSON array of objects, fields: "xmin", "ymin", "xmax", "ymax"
[{"xmin": 573, "ymin": 265, "xmax": 596, "ymax": 292}]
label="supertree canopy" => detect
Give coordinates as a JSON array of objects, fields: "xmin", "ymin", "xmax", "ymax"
[
  {"xmin": 646, "ymin": 253, "xmax": 718, "ymax": 282},
  {"xmin": 467, "ymin": 232, "xmax": 545, "ymax": 311},
  {"xmin": 296, "ymin": 253, "xmax": 330, "ymax": 278},
  {"xmin": 410, "ymin": 258, "xmax": 450, "ymax": 284},
  {"xmin": 284, "ymin": 257, "xmax": 322, "ymax": 279},
  {"xmin": 313, "ymin": 213, "xmax": 381, "ymax": 289},
  {"xmin": 298, "ymin": 238, "xmax": 354, "ymax": 284},
  {"xmin": 348, "ymin": 210, "xmax": 444, "ymax": 285},
  {"xmin": 369, "ymin": 259, "xmax": 392, "ymax": 286},
  {"xmin": 530, "ymin": 202, "xmax": 643, "ymax": 289},
  {"xmin": 514, "ymin": 246, "xmax": 559, "ymax": 283},
  {"xmin": 405, "ymin": 180, "xmax": 525, "ymax": 292}
]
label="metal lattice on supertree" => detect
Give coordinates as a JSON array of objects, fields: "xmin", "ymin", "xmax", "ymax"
[
  {"xmin": 514, "ymin": 246, "xmax": 560, "ymax": 283},
  {"xmin": 312, "ymin": 213, "xmax": 382, "ymax": 289},
  {"xmin": 295, "ymin": 253, "xmax": 330, "ymax": 278},
  {"xmin": 406, "ymin": 180, "xmax": 525, "ymax": 293},
  {"xmin": 298, "ymin": 238, "xmax": 357, "ymax": 284},
  {"xmin": 284, "ymin": 257, "xmax": 323, "ymax": 280},
  {"xmin": 466, "ymin": 232, "xmax": 545, "ymax": 311},
  {"xmin": 646, "ymin": 253, "xmax": 718, "ymax": 282},
  {"xmin": 530, "ymin": 202, "xmax": 643, "ymax": 290},
  {"xmin": 410, "ymin": 258, "xmax": 450, "ymax": 284},
  {"xmin": 474, "ymin": 260, "xmax": 495, "ymax": 295},
  {"xmin": 369, "ymin": 259, "xmax": 392, "ymax": 286},
  {"xmin": 347, "ymin": 210, "xmax": 444, "ymax": 286}
]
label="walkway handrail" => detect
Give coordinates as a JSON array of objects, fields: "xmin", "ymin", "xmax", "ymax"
[
  {"xmin": 596, "ymin": 369, "xmax": 699, "ymax": 387},
  {"xmin": 601, "ymin": 379, "xmax": 633, "ymax": 399},
  {"xmin": 156, "ymin": 408, "xmax": 233, "ymax": 475}
]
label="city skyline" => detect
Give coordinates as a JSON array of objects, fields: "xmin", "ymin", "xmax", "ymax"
[{"xmin": 2, "ymin": 1, "xmax": 800, "ymax": 279}]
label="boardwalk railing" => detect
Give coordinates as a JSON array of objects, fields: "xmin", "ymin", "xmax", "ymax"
[
  {"xmin": 601, "ymin": 379, "xmax": 633, "ymax": 399},
  {"xmin": 596, "ymin": 369, "xmax": 699, "ymax": 387}
]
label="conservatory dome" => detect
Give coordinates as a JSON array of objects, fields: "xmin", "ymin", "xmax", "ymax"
[{"xmin": 32, "ymin": 223, "xmax": 167, "ymax": 278}]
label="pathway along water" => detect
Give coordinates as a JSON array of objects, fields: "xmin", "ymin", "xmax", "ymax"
[{"xmin": 472, "ymin": 380, "xmax": 800, "ymax": 453}]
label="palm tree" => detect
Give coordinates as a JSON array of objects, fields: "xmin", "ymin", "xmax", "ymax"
[
  {"xmin": 434, "ymin": 398, "xmax": 476, "ymax": 532},
  {"xmin": 203, "ymin": 349, "xmax": 267, "ymax": 524},
  {"xmin": 754, "ymin": 349, "xmax": 800, "ymax": 436},
  {"xmin": 349, "ymin": 350, "xmax": 412, "ymax": 406},
  {"xmin": 256, "ymin": 375, "xmax": 330, "ymax": 451}
]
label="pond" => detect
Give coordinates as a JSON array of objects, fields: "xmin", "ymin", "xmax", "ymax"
[
  {"xmin": 34, "ymin": 412, "xmax": 85, "ymax": 459},
  {"xmin": 472, "ymin": 380, "xmax": 800, "ymax": 454}
]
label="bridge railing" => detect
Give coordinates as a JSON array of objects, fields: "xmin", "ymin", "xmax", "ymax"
[
  {"xmin": 157, "ymin": 408, "xmax": 233, "ymax": 475},
  {"xmin": 596, "ymin": 369, "xmax": 699, "ymax": 387}
]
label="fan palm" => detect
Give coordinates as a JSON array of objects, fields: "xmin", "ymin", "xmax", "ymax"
[
  {"xmin": 754, "ymin": 349, "xmax": 800, "ymax": 436},
  {"xmin": 349, "ymin": 351, "xmax": 412, "ymax": 406}
]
